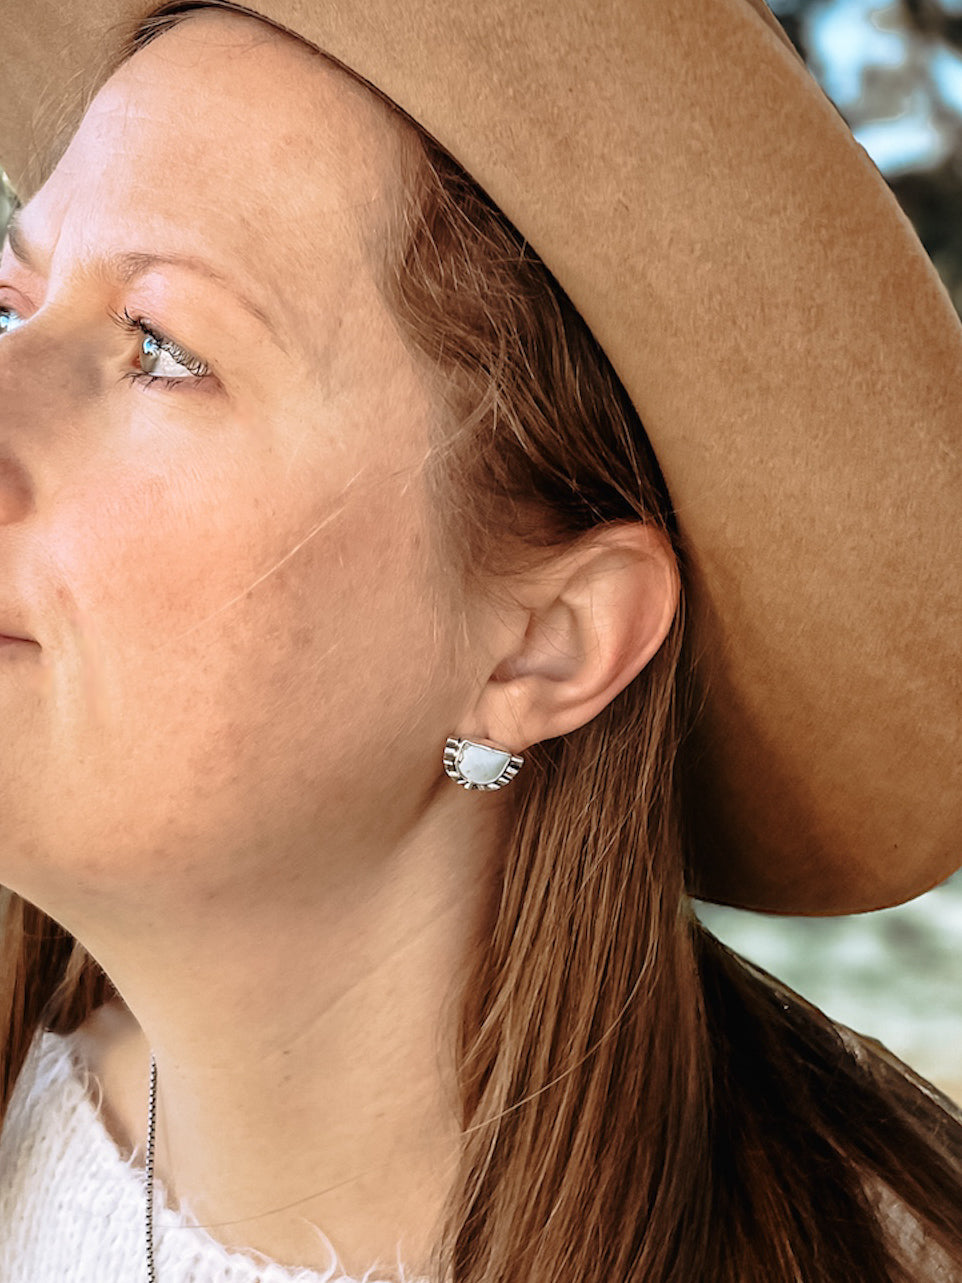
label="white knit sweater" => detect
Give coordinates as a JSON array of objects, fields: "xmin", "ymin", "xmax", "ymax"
[{"xmin": 0, "ymin": 1028, "xmax": 424, "ymax": 1283}]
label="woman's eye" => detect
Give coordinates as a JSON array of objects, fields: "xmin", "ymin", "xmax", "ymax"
[
  {"xmin": 0, "ymin": 305, "xmax": 26, "ymax": 335},
  {"xmin": 108, "ymin": 307, "xmax": 211, "ymax": 389},
  {"xmin": 135, "ymin": 327, "xmax": 210, "ymax": 384}
]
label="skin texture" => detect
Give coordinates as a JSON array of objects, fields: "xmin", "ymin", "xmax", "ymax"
[{"xmin": 0, "ymin": 13, "xmax": 678, "ymax": 1276}]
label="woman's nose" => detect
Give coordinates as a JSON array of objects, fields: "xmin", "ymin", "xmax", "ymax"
[
  {"xmin": 0, "ymin": 320, "xmax": 87, "ymax": 522},
  {"xmin": 0, "ymin": 336, "xmax": 38, "ymax": 522},
  {"xmin": 0, "ymin": 330, "xmax": 37, "ymax": 523},
  {"xmin": 0, "ymin": 453, "xmax": 34, "ymax": 524}
]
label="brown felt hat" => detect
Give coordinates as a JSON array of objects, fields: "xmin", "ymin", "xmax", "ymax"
[{"xmin": 1, "ymin": 0, "xmax": 960, "ymax": 915}]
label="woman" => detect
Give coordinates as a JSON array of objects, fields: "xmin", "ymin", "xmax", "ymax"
[{"xmin": 0, "ymin": 0, "xmax": 960, "ymax": 1279}]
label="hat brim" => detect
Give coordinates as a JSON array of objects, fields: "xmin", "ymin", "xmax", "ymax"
[{"xmin": 1, "ymin": 0, "xmax": 960, "ymax": 914}]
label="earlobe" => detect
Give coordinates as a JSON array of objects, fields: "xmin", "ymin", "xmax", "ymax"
[{"xmin": 458, "ymin": 522, "xmax": 680, "ymax": 753}]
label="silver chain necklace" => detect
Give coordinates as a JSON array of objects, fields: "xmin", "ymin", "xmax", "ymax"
[{"xmin": 146, "ymin": 1052, "xmax": 158, "ymax": 1283}]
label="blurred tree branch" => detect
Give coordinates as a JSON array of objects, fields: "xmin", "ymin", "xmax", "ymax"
[{"xmin": 901, "ymin": 0, "xmax": 962, "ymax": 49}]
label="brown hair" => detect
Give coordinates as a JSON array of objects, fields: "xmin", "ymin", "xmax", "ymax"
[{"xmin": 2, "ymin": 6, "xmax": 961, "ymax": 1280}]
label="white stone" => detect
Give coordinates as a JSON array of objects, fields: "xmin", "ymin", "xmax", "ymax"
[{"xmin": 458, "ymin": 742, "xmax": 511, "ymax": 785}]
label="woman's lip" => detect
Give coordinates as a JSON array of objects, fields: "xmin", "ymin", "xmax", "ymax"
[{"xmin": 0, "ymin": 634, "xmax": 36, "ymax": 646}]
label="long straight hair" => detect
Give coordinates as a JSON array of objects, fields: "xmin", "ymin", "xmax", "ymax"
[{"xmin": 1, "ymin": 7, "xmax": 961, "ymax": 1280}]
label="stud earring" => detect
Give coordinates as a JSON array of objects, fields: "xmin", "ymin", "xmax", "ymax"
[{"xmin": 443, "ymin": 737, "xmax": 525, "ymax": 791}]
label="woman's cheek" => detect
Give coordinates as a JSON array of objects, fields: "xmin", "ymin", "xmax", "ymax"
[{"xmin": 48, "ymin": 455, "xmax": 272, "ymax": 644}]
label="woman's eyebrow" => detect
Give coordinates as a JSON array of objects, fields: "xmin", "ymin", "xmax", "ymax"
[{"xmin": 3, "ymin": 208, "xmax": 285, "ymax": 351}]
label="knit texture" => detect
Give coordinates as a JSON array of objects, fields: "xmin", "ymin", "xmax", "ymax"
[{"xmin": 0, "ymin": 1028, "xmax": 426, "ymax": 1283}]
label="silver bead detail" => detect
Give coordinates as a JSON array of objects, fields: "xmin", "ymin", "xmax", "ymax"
[
  {"xmin": 443, "ymin": 737, "xmax": 524, "ymax": 790},
  {"xmin": 146, "ymin": 1053, "xmax": 157, "ymax": 1283}
]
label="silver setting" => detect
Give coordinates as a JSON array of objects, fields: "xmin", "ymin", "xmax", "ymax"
[{"xmin": 443, "ymin": 736, "xmax": 524, "ymax": 791}]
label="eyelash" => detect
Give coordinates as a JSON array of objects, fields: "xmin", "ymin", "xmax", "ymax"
[{"xmin": 110, "ymin": 306, "xmax": 211, "ymax": 391}]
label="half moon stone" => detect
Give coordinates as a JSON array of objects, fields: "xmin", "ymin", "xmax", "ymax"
[{"xmin": 458, "ymin": 741, "xmax": 512, "ymax": 786}]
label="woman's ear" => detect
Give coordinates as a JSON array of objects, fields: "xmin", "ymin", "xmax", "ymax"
[{"xmin": 456, "ymin": 522, "xmax": 680, "ymax": 752}]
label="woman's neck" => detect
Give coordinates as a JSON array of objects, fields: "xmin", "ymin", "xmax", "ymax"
[{"xmin": 67, "ymin": 791, "xmax": 504, "ymax": 1279}]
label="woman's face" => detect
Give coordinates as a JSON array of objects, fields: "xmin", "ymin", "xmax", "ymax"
[{"xmin": 0, "ymin": 14, "xmax": 470, "ymax": 912}]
